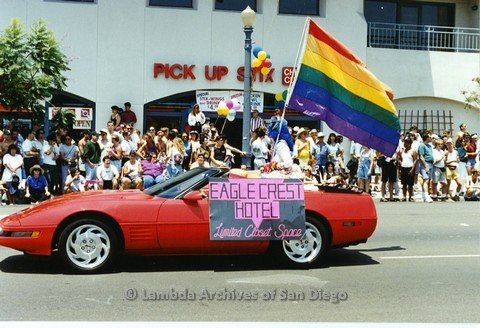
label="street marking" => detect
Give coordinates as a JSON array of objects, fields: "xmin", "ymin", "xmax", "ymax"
[
  {"xmin": 227, "ymin": 274, "xmax": 328, "ymax": 287},
  {"xmin": 380, "ymin": 254, "xmax": 480, "ymax": 260}
]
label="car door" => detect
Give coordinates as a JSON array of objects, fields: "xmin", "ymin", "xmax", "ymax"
[{"xmin": 156, "ymin": 193, "xmax": 269, "ymax": 255}]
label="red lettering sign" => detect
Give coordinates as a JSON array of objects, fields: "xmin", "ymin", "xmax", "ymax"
[
  {"xmin": 237, "ymin": 66, "xmax": 274, "ymax": 83},
  {"xmin": 153, "ymin": 63, "xmax": 286, "ymax": 83},
  {"xmin": 205, "ymin": 65, "xmax": 229, "ymax": 81},
  {"xmin": 153, "ymin": 63, "xmax": 196, "ymax": 79},
  {"xmin": 282, "ymin": 66, "xmax": 294, "ymax": 85}
]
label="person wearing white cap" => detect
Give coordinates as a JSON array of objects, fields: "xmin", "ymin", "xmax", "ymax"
[
  {"xmin": 98, "ymin": 129, "xmax": 112, "ymax": 161},
  {"xmin": 312, "ymin": 132, "xmax": 329, "ymax": 176}
]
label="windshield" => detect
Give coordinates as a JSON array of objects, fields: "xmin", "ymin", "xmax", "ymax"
[{"xmin": 143, "ymin": 167, "xmax": 225, "ymax": 198}]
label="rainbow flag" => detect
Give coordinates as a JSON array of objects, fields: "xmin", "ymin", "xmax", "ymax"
[{"xmin": 286, "ymin": 18, "xmax": 400, "ymax": 156}]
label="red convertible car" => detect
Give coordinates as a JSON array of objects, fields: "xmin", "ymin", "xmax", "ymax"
[{"xmin": 0, "ymin": 167, "xmax": 377, "ymax": 273}]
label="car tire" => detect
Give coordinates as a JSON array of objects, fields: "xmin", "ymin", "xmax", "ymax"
[
  {"xmin": 274, "ymin": 217, "xmax": 329, "ymax": 268},
  {"xmin": 58, "ymin": 219, "xmax": 117, "ymax": 273}
]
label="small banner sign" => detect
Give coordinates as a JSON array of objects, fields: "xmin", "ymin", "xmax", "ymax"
[
  {"xmin": 196, "ymin": 90, "xmax": 264, "ymax": 113},
  {"xmin": 209, "ymin": 178, "xmax": 305, "ymax": 240}
]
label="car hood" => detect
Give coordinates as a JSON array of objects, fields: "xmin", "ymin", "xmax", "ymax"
[{"xmin": 1, "ymin": 190, "xmax": 155, "ymax": 227}]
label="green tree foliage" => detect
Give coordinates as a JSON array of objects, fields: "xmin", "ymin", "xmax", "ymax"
[
  {"xmin": 51, "ymin": 107, "xmax": 75, "ymax": 129},
  {"xmin": 0, "ymin": 18, "xmax": 69, "ymax": 120},
  {"xmin": 462, "ymin": 77, "xmax": 480, "ymax": 109}
]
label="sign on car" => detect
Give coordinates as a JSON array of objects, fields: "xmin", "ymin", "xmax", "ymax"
[{"xmin": 209, "ymin": 178, "xmax": 306, "ymax": 240}]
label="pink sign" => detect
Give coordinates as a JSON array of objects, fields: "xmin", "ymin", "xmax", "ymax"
[{"xmin": 210, "ymin": 179, "xmax": 304, "ymax": 230}]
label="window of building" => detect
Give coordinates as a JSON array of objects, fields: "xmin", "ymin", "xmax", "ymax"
[
  {"xmin": 214, "ymin": 0, "xmax": 256, "ymax": 12},
  {"xmin": 149, "ymin": 0, "xmax": 193, "ymax": 8},
  {"xmin": 365, "ymin": 1, "xmax": 461, "ymax": 51},
  {"xmin": 364, "ymin": 1, "xmax": 454, "ymax": 26},
  {"xmin": 279, "ymin": 0, "xmax": 319, "ymax": 16}
]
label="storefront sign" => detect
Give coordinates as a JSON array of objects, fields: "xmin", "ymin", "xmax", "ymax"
[
  {"xmin": 196, "ymin": 90, "xmax": 264, "ymax": 113},
  {"xmin": 209, "ymin": 178, "xmax": 305, "ymax": 240},
  {"xmin": 75, "ymin": 108, "xmax": 92, "ymax": 120},
  {"xmin": 282, "ymin": 67, "xmax": 295, "ymax": 85},
  {"xmin": 49, "ymin": 107, "xmax": 93, "ymax": 130},
  {"xmin": 73, "ymin": 120, "xmax": 92, "ymax": 129},
  {"xmin": 154, "ymin": 62, "xmax": 291, "ymax": 85}
]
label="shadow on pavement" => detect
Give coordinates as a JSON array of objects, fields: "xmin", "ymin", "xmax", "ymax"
[
  {"xmin": 0, "ymin": 248, "xmax": 379, "ymax": 275},
  {"xmin": 349, "ymin": 245, "xmax": 406, "ymax": 252}
]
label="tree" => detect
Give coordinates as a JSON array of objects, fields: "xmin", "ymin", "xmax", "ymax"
[
  {"xmin": 0, "ymin": 18, "xmax": 70, "ymax": 120},
  {"xmin": 462, "ymin": 77, "xmax": 480, "ymax": 109},
  {"xmin": 51, "ymin": 107, "xmax": 75, "ymax": 130}
]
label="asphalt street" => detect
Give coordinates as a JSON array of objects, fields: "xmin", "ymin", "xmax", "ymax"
[{"xmin": 0, "ymin": 201, "xmax": 479, "ymax": 323}]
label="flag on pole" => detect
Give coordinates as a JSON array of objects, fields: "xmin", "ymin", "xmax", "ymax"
[{"xmin": 286, "ymin": 18, "xmax": 401, "ymax": 156}]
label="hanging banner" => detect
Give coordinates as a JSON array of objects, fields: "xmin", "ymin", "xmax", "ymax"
[
  {"xmin": 209, "ymin": 178, "xmax": 305, "ymax": 240},
  {"xmin": 196, "ymin": 90, "xmax": 264, "ymax": 113}
]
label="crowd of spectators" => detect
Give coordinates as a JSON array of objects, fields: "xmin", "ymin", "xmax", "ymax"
[
  {"xmin": 278, "ymin": 123, "xmax": 480, "ymax": 203},
  {"xmin": 0, "ymin": 103, "xmax": 248, "ymax": 205},
  {"xmin": 1, "ymin": 103, "xmax": 479, "ymax": 204}
]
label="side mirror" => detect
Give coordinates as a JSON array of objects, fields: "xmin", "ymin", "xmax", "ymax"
[{"xmin": 183, "ymin": 190, "xmax": 204, "ymax": 202}]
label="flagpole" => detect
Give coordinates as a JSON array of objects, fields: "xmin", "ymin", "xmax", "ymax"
[
  {"xmin": 272, "ymin": 17, "xmax": 311, "ymax": 159},
  {"xmin": 285, "ymin": 17, "xmax": 311, "ymax": 108}
]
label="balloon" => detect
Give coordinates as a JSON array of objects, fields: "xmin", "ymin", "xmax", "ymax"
[
  {"xmin": 226, "ymin": 100, "xmax": 233, "ymax": 109},
  {"xmin": 218, "ymin": 101, "xmax": 226, "ymax": 109},
  {"xmin": 229, "ymin": 109, "xmax": 236, "ymax": 116},
  {"xmin": 282, "ymin": 90, "xmax": 288, "ymax": 100},
  {"xmin": 252, "ymin": 46, "xmax": 262, "ymax": 57},
  {"xmin": 257, "ymin": 51, "xmax": 267, "ymax": 61},
  {"xmin": 252, "ymin": 58, "xmax": 262, "ymax": 68},
  {"xmin": 261, "ymin": 67, "xmax": 270, "ymax": 75},
  {"xmin": 275, "ymin": 92, "xmax": 283, "ymax": 101},
  {"xmin": 277, "ymin": 101, "xmax": 285, "ymax": 109},
  {"xmin": 264, "ymin": 59, "xmax": 272, "ymax": 68},
  {"xmin": 266, "ymin": 53, "xmax": 271, "ymax": 59},
  {"xmin": 227, "ymin": 114, "xmax": 235, "ymax": 121},
  {"xmin": 223, "ymin": 107, "xmax": 230, "ymax": 116},
  {"xmin": 231, "ymin": 99, "xmax": 241, "ymax": 110},
  {"xmin": 217, "ymin": 107, "xmax": 223, "ymax": 115}
]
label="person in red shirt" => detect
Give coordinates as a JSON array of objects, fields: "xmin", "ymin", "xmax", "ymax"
[
  {"xmin": 120, "ymin": 102, "xmax": 137, "ymax": 128},
  {"xmin": 465, "ymin": 133, "xmax": 478, "ymax": 176}
]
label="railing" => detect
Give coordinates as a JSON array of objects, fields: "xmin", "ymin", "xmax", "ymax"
[{"xmin": 368, "ymin": 22, "xmax": 480, "ymax": 53}]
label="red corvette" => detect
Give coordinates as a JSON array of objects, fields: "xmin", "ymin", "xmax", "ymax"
[{"xmin": 0, "ymin": 167, "xmax": 377, "ymax": 273}]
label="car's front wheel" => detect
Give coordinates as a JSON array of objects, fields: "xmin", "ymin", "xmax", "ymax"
[
  {"xmin": 58, "ymin": 219, "xmax": 117, "ymax": 273},
  {"xmin": 277, "ymin": 218, "xmax": 328, "ymax": 268}
]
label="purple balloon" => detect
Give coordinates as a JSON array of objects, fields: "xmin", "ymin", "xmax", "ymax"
[{"xmin": 226, "ymin": 100, "xmax": 233, "ymax": 109}]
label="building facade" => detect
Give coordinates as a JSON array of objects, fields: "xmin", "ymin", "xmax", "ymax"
[{"xmin": 1, "ymin": 0, "xmax": 479, "ymax": 148}]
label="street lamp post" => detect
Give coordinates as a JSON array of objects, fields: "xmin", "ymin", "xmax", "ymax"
[{"xmin": 241, "ymin": 5, "xmax": 256, "ymax": 169}]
